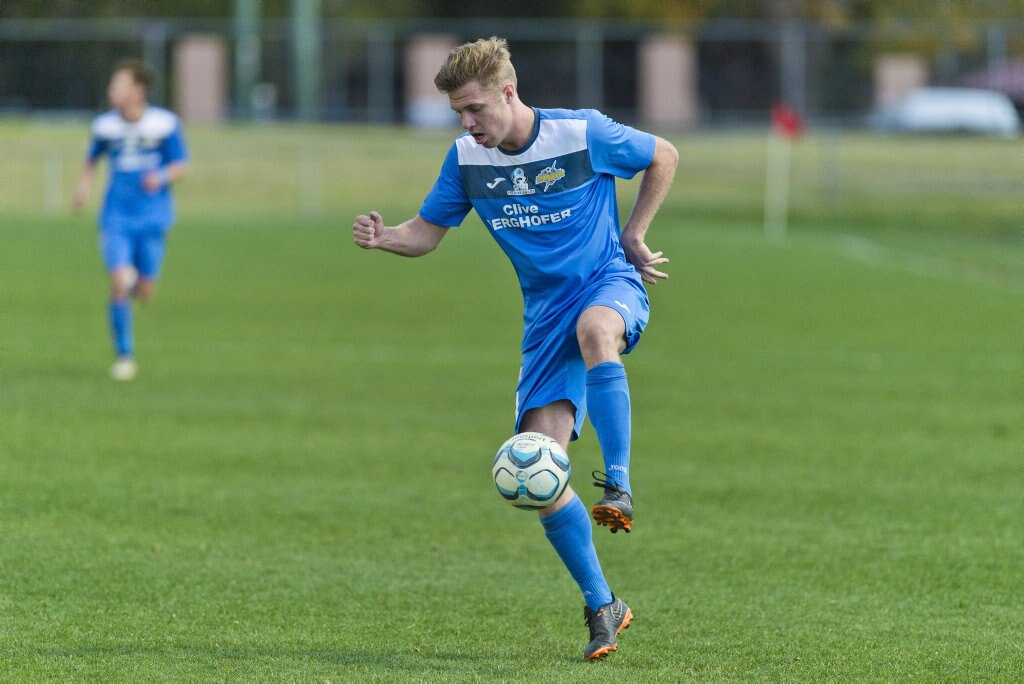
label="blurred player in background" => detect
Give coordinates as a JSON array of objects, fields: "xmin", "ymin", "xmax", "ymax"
[
  {"xmin": 353, "ymin": 37, "xmax": 677, "ymax": 660},
  {"xmin": 73, "ymin": 59, "xmax": 188, "ymax": 380}
]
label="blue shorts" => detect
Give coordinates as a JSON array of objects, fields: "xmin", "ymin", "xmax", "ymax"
[
  {"xmin": 99, "ymin": 230, "xmax": 167, "ymax": 279},
  {"xmin": 514, "ymin": 271, "xmax": 650, "ymax": 441}
]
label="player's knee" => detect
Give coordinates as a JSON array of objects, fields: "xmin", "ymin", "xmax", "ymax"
[
  {"xmin": 576, "ymin": 316, "xmax": 617, "ymax": 356},
  {"xmin": 109, "ymin": 280, "xmax": 130, "ymax": 300},
  {"xmin": 538, "ymin": 485, "xmax": 576, "ymax": 518},
  {"xmin": 135, "ymin": 280, "xmax": 156, "ymax": 302}
]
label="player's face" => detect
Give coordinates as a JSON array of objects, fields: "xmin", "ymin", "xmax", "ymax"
[
  {"xmin": 107, "ymin": 70, "xmax": 142, "ymax": 110},
  {"xmin": 448, "ymin": 81, "xmax": 513, "ymax": 149}
]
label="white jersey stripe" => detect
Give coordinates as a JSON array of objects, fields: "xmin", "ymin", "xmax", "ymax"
[{"xmin": 456, "ymin": 118, "xmax": 588, "ymax": 167}]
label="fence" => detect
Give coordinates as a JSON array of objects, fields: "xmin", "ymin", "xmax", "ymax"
[{"xmin": 1, "ymin": 16, "xmax": 1022, "ymax": 125}]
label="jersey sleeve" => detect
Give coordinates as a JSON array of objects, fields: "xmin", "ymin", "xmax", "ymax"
[
  {"xmin": 86, "ymin": 127, "xmax": 106, "ymax": 163},
  {"xmin": 160, "ymin": 119, "xmax": 189, "ymax": 165},
  {"xmin": 585, "ymin": 110, "xmax": 657, "ymax": 180},
  {"xmin": 418, "ymin": 143, "xmax": 471, "ymax": 228}
]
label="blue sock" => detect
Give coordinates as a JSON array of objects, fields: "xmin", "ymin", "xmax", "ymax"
[
  {"xmin": 108, "ymin": 298, "xmax": 133, "ymax": 357},
  {"xmin": 586, "ymin": 361, "xmax": 632, "ymax": 495},
  {"xmin": 540, "ymin": 494, "xmax": 613, "ymax": 611}
]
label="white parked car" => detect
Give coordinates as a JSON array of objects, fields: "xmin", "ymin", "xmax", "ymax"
[{"xmin": 869, "ymin": 87, "xmax": 1021, "ymax": 137}]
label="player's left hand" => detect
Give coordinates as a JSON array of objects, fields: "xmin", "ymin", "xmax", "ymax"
[
  {"xmin": 142, "ymin": 171, "xmax": 163, "ymax": 193},
  {"xmin": 622, "ymin": 239, "xmax": 669, "ymax": 284},
  {"xmin": 71, "ymin": 185, "xmax": 88, "ymax": 212}
]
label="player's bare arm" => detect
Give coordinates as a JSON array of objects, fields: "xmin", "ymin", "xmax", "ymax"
[
  {"xmin": 353, "ymin": 212, "xmax": 448, "ymax": 256},
  {"xmin": 72, "ymin": 161, "xmax": 98, "ymax": 212},
  {"xmin": 620, "ymin": 136, "xmax": 679, "ymax": 284}
]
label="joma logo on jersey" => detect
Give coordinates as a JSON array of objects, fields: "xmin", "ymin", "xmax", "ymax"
[{"xmin": 534, "ymin": 160, "xmax": 565, "ymax": 192}]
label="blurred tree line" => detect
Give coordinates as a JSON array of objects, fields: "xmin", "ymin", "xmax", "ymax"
[
  {"xmin": 1, "ymin": 0, "xmax": 1017, "ymax": 117},
  {"xmin": 1, "ymin": 0, "xmax": 1019, "ymax": 21}
]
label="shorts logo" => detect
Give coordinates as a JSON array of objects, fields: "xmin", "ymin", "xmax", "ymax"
[
  {"xmin": 614, "ymin": 300, "xmax": 631, "ymax": 314},
  {"xmin": 486, "ymin": 178, "xmax": 506, "ymax": 189},
  {"xmin": 506, "ymin": 167, "xmax": 536, "ymax": 196},
  {"xmin": 535, "ymin": 159, "xmax": 566, "ymax": 192}
]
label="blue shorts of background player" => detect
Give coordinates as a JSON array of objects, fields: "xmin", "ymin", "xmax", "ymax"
[
  {"xmin": 515, "ymin": 271, "xmax": 650, "ymax": 442},
  {"xmin": 96, "ymin": 227, "xmax": 171, "ymax": 381},
  {"xmin": 100, "ymin": 229, "xmax": 167, "ymax": 280}
]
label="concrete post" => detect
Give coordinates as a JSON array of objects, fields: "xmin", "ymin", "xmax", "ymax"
[
  {"xmin": 576, "ymin": 23, "xmax": 604, "ymax": 109},
  {"xmin": 638, "ymin": 34, "xmax": 697, "ymax": 129},
  {"xmin": 174, "ymin": 35, "xmax": 228, "ymax": 123},
  {"xmin": 233, "ymin": 0, "xmax": 261, "ymax": 120},
  {"xmin": 779, "ymin": 21, "xmax": 807, "ymax": 116},
  {"xmin": 874, "ymin": 54, "xmax": 928, "ymax": 106},
  {"xmin": 142, "ymin": 22, "xmax": 168, "ymax": 106},
  {"xmin": 405, "ymin": 35, "xmax": 458, "ymax": 127},
  {"xmin": 291, "ymin": 0, "xmax": 322, "ymax": 121},
  {"xmin": 367, "ymin": 24, "xmax": 395, "ymax": 123}
]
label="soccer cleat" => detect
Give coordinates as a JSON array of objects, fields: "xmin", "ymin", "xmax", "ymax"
[
  {"xmin": 583, "ymin": 596, "xmax": 633, "ymax": 661},
  {"xmin": 109, "ymin": 356, "xmax": 137, "ymax": 381},
  {"xmin": 591, "ymin": 470, "xmax": 633, "ymax": 533}
]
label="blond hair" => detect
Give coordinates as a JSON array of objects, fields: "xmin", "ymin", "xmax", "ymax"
[{"xmin": 434, "ymin": 36, "xmax": 517, "ymax": 94}]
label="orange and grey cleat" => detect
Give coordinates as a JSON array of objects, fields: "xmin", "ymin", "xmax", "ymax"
[
  {"xmin": 591, "ymin": 470, "xmax": 633, "ymax": 533},
  {"xmin": 583, "ymin": 596, "xmax": 633, "ymax": 661}
]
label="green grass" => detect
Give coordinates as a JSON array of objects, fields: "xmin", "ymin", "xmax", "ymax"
[{"xmin": 1, "ymin": 123, "xmax": 1022, "ymax": 680}]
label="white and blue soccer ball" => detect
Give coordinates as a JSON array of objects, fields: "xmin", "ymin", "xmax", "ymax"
[{"xmin": 492, "ymin": 432, "xmax": 571, "ymax": 510}]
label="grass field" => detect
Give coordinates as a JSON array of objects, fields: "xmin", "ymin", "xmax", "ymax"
[{"xmin": 1, "ymin": 123, "xmax": 1022, "ymax": 680}]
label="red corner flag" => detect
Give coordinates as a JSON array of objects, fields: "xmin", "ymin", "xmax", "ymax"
[{"xmin": 771, "ymin": 102, "xmax": 804, "ymax": 139}]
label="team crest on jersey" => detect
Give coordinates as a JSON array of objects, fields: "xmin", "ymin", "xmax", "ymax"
[
  {"xmin": 506, "ymin": 167, "xmax": 536, "ymax": 196},
  {"xmin": 534, "ymin": 160, "xmax": 566, "ymax": 192}
]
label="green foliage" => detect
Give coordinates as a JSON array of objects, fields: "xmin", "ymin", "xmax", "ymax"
[
  {"xmin": 4, "ymin": 0, "xmax": 1021, "ymax": 21},
  {"xmin": 1, "ymin": 124, "xmax": 1022, "ymax": 679},
  {"xmin": 0, "ymin": 0, "xmax": 232, "ymax": 19}
]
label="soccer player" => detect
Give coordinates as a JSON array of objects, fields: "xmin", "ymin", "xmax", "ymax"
[
  {"xmin": 72, "ymin": 59, "xmax": 189, "ymax": 380},
  {"xmin": 352, "ymin": 37, "xmax": 677, "ymax": 661}
]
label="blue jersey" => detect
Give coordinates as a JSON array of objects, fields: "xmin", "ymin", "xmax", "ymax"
[
  {"xmin": 87, "ymin": 106, "xmax": 188, "ymax": 233},
  {"xmin": 419, "ymin": 108, "xmax": 656, "ymax": 349}
]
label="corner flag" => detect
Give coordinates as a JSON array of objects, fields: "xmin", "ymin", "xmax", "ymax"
[{"xmin": 764, "ymin": 102, "xmax": 804, "ymax": 240}]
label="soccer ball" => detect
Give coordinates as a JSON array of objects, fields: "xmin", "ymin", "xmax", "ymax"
[{"xmin": 492, "ymin": 432, "xmax": 571, "ymax": 510}]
